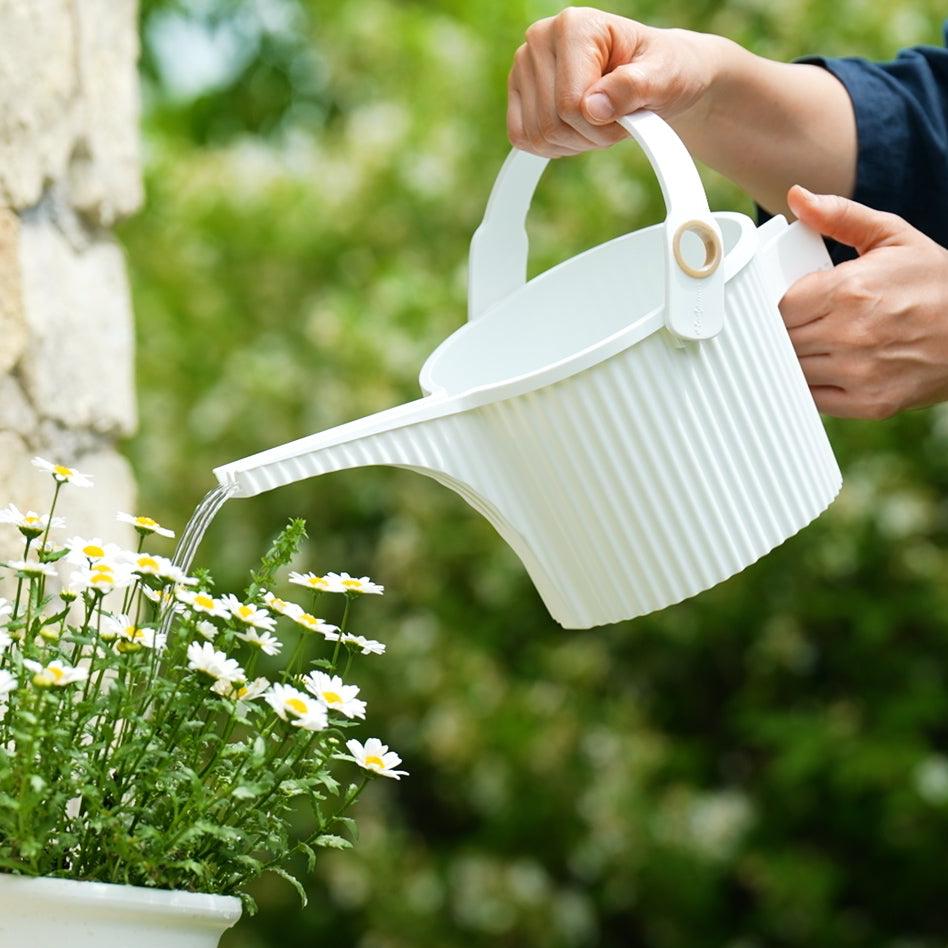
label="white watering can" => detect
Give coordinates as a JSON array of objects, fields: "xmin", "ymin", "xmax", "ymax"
[{"xmin": 214, "ymin": 111, "xmax": 842, "ymax": 629}]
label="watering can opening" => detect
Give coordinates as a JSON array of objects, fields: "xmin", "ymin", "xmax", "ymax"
[{"xmin": 419, "ymin": 213, "xmax": 757, "ymax": 398}]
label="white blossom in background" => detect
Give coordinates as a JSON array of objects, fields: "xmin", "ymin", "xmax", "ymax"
[
  {"xmin": 346, "ymin": 738, "xmax": 408, "ymax": 780},
  {"xmin": 221, "ymin": 594, "xmax": 276, "ymax": 631},
  {"xmin": 116, "ymin": 512, "xmax": 175, "ymax": 538},
  {"xmin": 341, "ymin": 633, "xmax": 385, "ymax": 656},
  {"xmin": 23, "ymin": 659, "xmax": 88, "ymax": 688},
  {"xmin": 302, "ymin": 671, "xmax": 366, "ymax": 720},
  {"xmin": 186, "ymin": 642, "xmax": 245, "ymax": 685},
  {"xmin": 31, "ymin": 457, "xmax": 93, "ymax": 488},
  {"xmin": 235, "ymin": 626, "xmax": 282, "ymax": 656},
  {"xmin": 0, "ymin": 504, "xmax": 64, "ymax": 537},
  {"xmin": 266, "ymin": 684, "xmax": 328, "ymax": 731}
]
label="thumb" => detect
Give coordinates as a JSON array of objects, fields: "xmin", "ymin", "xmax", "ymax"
[
  {"xmin": 787, "ymin": 185, "xmax": 904, "ymax": 255},
  {"xmin": 581, "ymin": 63, "xmax": 654, "ymax": 125}
]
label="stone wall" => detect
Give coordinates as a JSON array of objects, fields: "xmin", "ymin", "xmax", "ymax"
[{"xmin": 0, "ymin": 0, "xmax": 141, "ymax": 560}]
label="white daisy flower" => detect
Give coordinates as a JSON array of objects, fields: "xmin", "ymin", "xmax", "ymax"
[
  {"xmin": 346, "ymin": 737, "xmax": 408, "ymax": 779},
  {"xmin": 195, "ymin": 619, "xmax": 218, "ymax": 641},
  {"xmin": 288, "ymin": 570, "xmax": 334, "ymax": 592},
  {"xmin": 23, "ymin": 659, "xmax": 88, "ymax": 688},
  {"xmin": 126, "ymin": 553, "xmax": 183, "ymax": 583},
  {"xmin": 102, "ymin": 615, "xmax": 165, "ymax": 652},
  {"xmin": 69, "ymin": 562, "xmax": 133, "ymax": 595},
  {"xmin": 65, "ymin": 537, "xmax": 124, "ymax": 565},
  {"xmin": 31, "ymin": 457, "xmax": 93, "ymax": 488},
  {"xmin": 324, "ymin": 571, "xmax": 384, "ymax": 596},
  {"xmin": 0, "ymin": 629, "xmax": 12, "ymax": 652},
  {"xmin": 235, "ymin": 626, "xmax": 282, "ymax": 656},
  {"xmin": 220, "ymin": 594, "xmax": 277, "ymax": 631},
  {"xmin": 5, "ymin": 559, "xmax": 57, "ymax": 579},
  {"xmin": 0, "ymin": 504, "xmax": 65, "ymax": 538},
  {"xmin": 265, "ymin": 684, "xmax": 328, "ymax": 731},
  {"xmin": 0, "ymin": 669, "xmax": 17, "ymax": 699},
  {"xmin": 341, "ymin": 633, "xmax": 386, "ymax": 656},
  {"xmin": 262, "ymin": 590, "xmax": 303, "ymax": 618},
  {"xmin": 186, "ymin": 641, "xmax": 245, "ymax": 684},
  {"xmin": 212, "ymin": 676, "xmax": 270, "ymax": 702},
  {"xmin": 141, "ymin": 585, "xmax": 187, "ymax": 612},
  {"xmin": 289, "ymin": 610, "xmax": 339, "ymax": 640},
  {"xmin": 116, "ymin": 512, "xmax": 175, "ymax": 538},
  {"xmin": 177, "ymin": 589, "xmax": 230, "ymax": 619},
  {"xmin": 302, "ymin": 671, "xmax": 366, "ymax": 720}
]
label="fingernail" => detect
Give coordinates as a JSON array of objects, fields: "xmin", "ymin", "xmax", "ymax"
[{"xmin": 584, "ymin": 92, "xmax": 613, "ymax": 121}]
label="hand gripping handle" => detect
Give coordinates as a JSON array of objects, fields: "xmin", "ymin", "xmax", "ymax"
[{"xmin": 467, "ymin": 110, "xmax": 725, "ymax": 342}]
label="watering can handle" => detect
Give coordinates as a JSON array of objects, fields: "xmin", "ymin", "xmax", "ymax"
[{"xmin": 467, "ymin": 110, "xmax": 725, "ymax": 343}]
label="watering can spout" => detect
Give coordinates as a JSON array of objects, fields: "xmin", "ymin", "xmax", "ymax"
[{"xmin": 214, "ymin": 394, "xmax": 461, "ymax": 498}]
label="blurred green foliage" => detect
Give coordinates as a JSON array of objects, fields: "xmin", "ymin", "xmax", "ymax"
[{"xmin": 121, "ymin": 1, "xmax": 948, "ymax": 945}]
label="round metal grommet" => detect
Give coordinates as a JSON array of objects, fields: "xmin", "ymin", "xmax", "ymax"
[{"xmin": 672, "ymin": 220, "xmax": 723, "ymax": 279}]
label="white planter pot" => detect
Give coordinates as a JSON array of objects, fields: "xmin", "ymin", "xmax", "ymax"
[{"xmin": 0, "ymin": 873, "xmax": 242, "ymax": 947}]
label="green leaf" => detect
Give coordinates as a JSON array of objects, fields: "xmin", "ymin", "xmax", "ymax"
[
  {"xmin": 298, "ymin": 840, "xmax": 317, "ymax": 872},
  {"xmin": 268, "ymin": 866, "xmax": 308, "ymax": 908},
  {"xmin": 232, "ymin": 783, "xmax": 264, "ymax": 800},
  {"xmin": 314, "ymin": 834, "xmax": 351, "ymax": 850},
  {"xmin": 245, "ymin": 518, "xmax": 308, "ymax": 599}
]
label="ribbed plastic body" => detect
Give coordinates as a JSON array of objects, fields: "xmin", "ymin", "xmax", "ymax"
[{"xmin": 220, "ymin": 253, "xmax": 840, "ymax": 629}]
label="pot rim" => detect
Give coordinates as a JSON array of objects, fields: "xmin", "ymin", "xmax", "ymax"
[{"xmin": 0, "ymin": 872, "xmax": 242, "ymax": 928}]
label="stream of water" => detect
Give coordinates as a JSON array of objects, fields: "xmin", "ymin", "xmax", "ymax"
[{"xmin": 158, "ymin": 482, "xmax": 236, "ymax": 636}]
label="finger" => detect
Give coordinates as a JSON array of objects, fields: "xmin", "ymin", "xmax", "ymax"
[
  {"xmin": 528, "ymin": 41, "xmax": 602, "ymax": 152},
  {"xmin": 809, "ymin": 385, "xmax": 858, "ymax": 418},
  {"xmin": 787, "ymin": 185, "xmax": 906, "ymax": 255},
  {"xmin": 516, "ymin": 54, "xmax": 552, "ymax": 155},
  {"xmin": 581, "ymin": 60, "xmax": 657, "ymax": 127},
  {"xmin": 507, "ymin": 83, "xmax": 526, "ymax": 148},
  {"xmin": 798, "ymin": 354, "xmax": 841, "ymax": 388},
  {"xmin": 551, "ymin": 17, "xmax": 631, "ymax": 147},
  {"xmin": 778, "ymin": 269, "xmax": 836, "ymax": 329},
  {"xmin": 787, "ymin": 316, "xmax": 832, "ymax": 357}
]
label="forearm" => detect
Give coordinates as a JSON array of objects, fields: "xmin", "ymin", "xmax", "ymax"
[{"xmin": 672, "ymin": 35, "xmax": 857, "ymax": 216}]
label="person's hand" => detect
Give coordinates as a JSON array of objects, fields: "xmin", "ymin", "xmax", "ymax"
[
  {"xmin": 507, "ymin": 7, "xmax": 722, "ymax": 157},
  {"xmin": 781, "ymin": 185, "xmax": 948, "ymax": 419}
]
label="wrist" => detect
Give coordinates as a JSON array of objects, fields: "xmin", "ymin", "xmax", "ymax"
[{"xmin": 691, "ymin": 33, "xmax": 748, "ymax": 123}]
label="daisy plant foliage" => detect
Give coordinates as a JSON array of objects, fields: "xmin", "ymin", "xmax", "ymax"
[{"xmin": 0, "ymin": 458, "xmax": 405, "ymax": 910}]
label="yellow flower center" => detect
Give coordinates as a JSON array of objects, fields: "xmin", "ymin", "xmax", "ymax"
[
  {"xmin": 271, "ymin": 597, "xmax": 287, "ymax": 610},
  {"xmin": 322, "ymin": 691, "xmax": 342, "ymax": 704},
  {"xmin": 365, "ymin": 755, "xmax": 385, "ymax": 768},
  {"xmin": 48, "ymin": 666, "xmax": 65, "ymax": 683},
  {"xmin": 125, "ymin": 626, "xmax": 144, "ymax": 640},
  {"xmin": 83, "ymin": 545, "xmax": 105, "ymax": 558},
  {"xmin": 90, "ymin": 573, "xmax": 112, "ymax": 585},
  {"xmin": 307, "ymin": 577, "xmax": 326, "ymax": 587},
  {"xmin": 137, "ymin": 556, "xmax": 158, "ymax": 570},
  {"xmin": 235, "ymin": 685, "xmax": 249, "ymax": 699},
  {"xmin": 285, "ymin": 697, "xmax": 309, "ymax": 716},
  {"xmin": 135, "ymin": 516, "xmax": 158, "ymax": 528},
  {"xmin": 195, "ymin": 594, "xmax": 215, "ymax": 609},
  {"xmin": 300, "ymin": 613, "xmax": 316, "ymax": 626},
  {"xmin": 237, "ymin": 605, "xmax": 253, "ymax": 619},
  {"xmin": 92, "ymin": 563, "xmax": 112, "ymax": 573},
  {"xmin": 24, "ymin": 515, "xmax": 39, "ymax": 525},
  {"xmin": 342, "ymin": 579, "xmax": 361, "ymax": 589},
  {"xmin": 53, "ymin": 465, "xmax": 73, "ymax": 478}
]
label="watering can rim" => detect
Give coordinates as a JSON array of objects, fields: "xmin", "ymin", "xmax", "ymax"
[{"xmin": 419, "ymin": 208, "xmax": 759, "ymax": 402}]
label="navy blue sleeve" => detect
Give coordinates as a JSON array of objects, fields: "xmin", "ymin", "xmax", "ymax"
[{"xmin": 759, "ymin": 23, "xmax": 948, "ymax": 264}]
